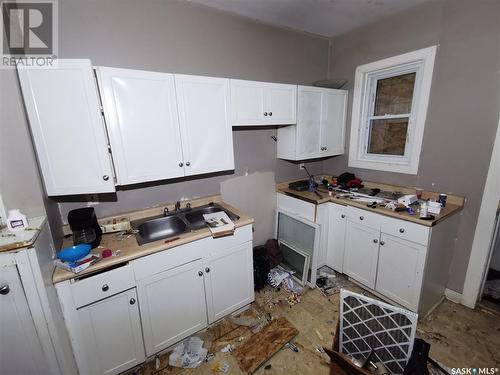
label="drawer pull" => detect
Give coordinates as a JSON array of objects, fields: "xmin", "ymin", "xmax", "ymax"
[
  {"xmin": 198, "ymin": 271, "xmax": 203, "ymax": 277},
  {"xmin": 380, "ymin": 241, "xmax": 385, "ymax": 246},
  {"xmin": 359, "ymin": 216, "xmax": 364, "ymax": 220},
  {"xmin": 399, "ymin": 228, "xmax": 405, "ymax": 233},
  {"xmin": 102, "ymin": 284, "xmax": 109, "ymax": 292},
  {"xmin": 341, "ymin": 214, "xmax": 346, "ymax": 219},
  {"xmin": 373, "ymin": 239, "xmax": 378, "ymax": 244},
  {"xmin": 205, "ymin": 267, "xmax": 210, "ymax": 273},
  {"xmin": 129, "ymin": 298, "xmax": 136, "ymax": 305}
]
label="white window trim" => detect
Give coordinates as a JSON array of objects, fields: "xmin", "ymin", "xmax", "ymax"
[{"xmin": 348, "ymin": 46, "xmax": 437, "ymax": 174}]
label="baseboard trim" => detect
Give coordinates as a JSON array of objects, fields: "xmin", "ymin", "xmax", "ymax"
[{"xmin": 445, "ymin": 288, "xmax": 463, "ymax": 304}]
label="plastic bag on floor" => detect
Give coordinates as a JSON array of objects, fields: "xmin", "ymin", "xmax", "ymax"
[
  {"xmin": 168, "ymin": 336, "xmax": 208, "ymax": 368},
  {"xmin": 267, "ymin": 265, "xmax": 294, "ymax": 288}
]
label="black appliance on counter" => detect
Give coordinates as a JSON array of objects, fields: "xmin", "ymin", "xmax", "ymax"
[{"xmin": 68, "ymin": 207, "xmax": 102, "ymax": 248}]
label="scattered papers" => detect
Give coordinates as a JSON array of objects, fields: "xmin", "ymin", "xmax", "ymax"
[
  {"xmin": 169, "ymin": 336, "xmax": 207, "ymax": 369},
  {"xmin": 54, "ymin": 254, "xmax": 100, "ymax": 273},
  {"xmin": 203, "ymin": 211, "xmax": 235, "ymax": 238}
]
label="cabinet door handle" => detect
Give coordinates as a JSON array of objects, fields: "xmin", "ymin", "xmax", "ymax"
[
  {"xmin": 205, "ymin": 267, "xmax": 210, "ymax": 273},
  {"xmin": 341, "ymin": 214, "xmax": 346, "ymax": 218},
  {"xmin": 129, "ymin": 298, "xmax": 136, "ymax": 305},
  {"xmin": 179, "ymin": 162, "xmax": 183, "ymax": 167},
  {"xmin": 324, "ymin": 147, "xmax": 327, "ymax": 151},
  {"xmin": 269, "ymin": 112, "xmax": 272, "ymax": 116},
  {"xmin": 102, "ymin": 284, "xmax": 109, "ymax": 292},
  {"xmin": 359, "ymin": 216, "xmax": 364, "ymax": 220},
  {"xmin": 102, "ymin": 175, "xmax": 109, "ymax": 181},
  {"xmin": 186, "ymin": 162, "xmax": 191, "ymax": 166},
  {"xmin": 0, "ymin": 284, "xmax": 10, "ymax": 295},
  {"xmin": 380, "ymin": 241, "xmax": 385, "ymax": 246},
  {"xmin": 373, "ymin": 239, "xmax": 378, "ymax": 244},
  {"xmin": 198, "ymin": 271, "xmax": 203, "ymax": 277},
  {"xmin": 264, "ymin": 112, "xmax": 268, "ymax": 116},
  {"xmin": 399, "ymin": 228, "xmax": 405, "ymax": 233}
]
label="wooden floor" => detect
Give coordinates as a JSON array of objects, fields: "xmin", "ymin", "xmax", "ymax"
[{"xmin": 128, "ymin": 281, "xmax": 500, "ymax": 375}]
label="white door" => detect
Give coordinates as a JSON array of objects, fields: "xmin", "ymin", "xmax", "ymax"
[
  {"xmin": 175, "ymin": 74, "xmax": 234, "ymax": 176},
  {"xmin": 327, "ymin": 203, "xmax": 348, "ymax": 273},
  {"xmin": 321, "ymin": 89, "xmax": 347, "ymax": 156},
  {"xmin": 97, "ymin": 67, "xmax": 184, "ymax": 185},
  {"xmin": 230, "ymin": 79, "xmax": 265, "ymax": 125},
  {"xmin": 376, "ymin": 234, "xmax": 426, "ymax": 311},
  {"xmin": 343, "ymin": 221, "xmax": 380, "ymax": 289},
  {"xmin": 17, "ymin": 59, "xmax": 115, "ymax": 195},
  {"xmin": 137, "ymin": 259, "xmax": 207, "ymax": 356},
  {"xmin": 0, "ymin": 262, "xmax": 49, "ymax": 375},
  {"xmin": 296, "ymin": 86, "xmax": 322, "ymax": 159},
  {"xmin": 204, "ymin": 242, "xmax": 254, "ymax": 324},
  {"xmin": 264, "ymin": 83, "xmax": 297, "ymax": 125},
  {"xmin": 77, "ymin": 289, "xmax": 144, "ymax": 375}
]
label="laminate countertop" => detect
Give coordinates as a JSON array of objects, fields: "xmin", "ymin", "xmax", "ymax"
[
  {"xmin": 0, "ymin": 216, "xmax": 46, "ymax": 252},
  {"xmin": 277, "ymin": 178, "xmax": 465, "ymax": 227},
  {"xmin": 53, "ymin": 196, "xmax": 254, "ymax": 284}
]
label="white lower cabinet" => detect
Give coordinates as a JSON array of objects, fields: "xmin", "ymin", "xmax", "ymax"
[
  {"xmin": 375, "ymin": 234, "xmax": 426, "ymax": 310},
  {"xmin": 138, "ymin": 259, "xmax": 208, "ymax": 356},
  {"xmin": 343, "ymin": 220, "xmax": 380, "ymax": 289},
  {"xmin": 326, "ymin": 203, "xmax": 347, "ymax": 273},
  {"xmin": 76, "ymin": 289, "xmax": 145, "ymax": 375},
  {"xmin": 204, "ymin": 242, "xmax": 254, "ymax": 324}
]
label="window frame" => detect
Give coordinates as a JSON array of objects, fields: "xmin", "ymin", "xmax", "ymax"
[{"xmin": 348, "ymin": 46, "xmax": 437, "ymax": 174}]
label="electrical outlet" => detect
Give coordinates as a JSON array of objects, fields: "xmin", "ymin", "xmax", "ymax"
[{"xmin": 299, "ymin": 163, "xmax": 305, "ymax": 170}]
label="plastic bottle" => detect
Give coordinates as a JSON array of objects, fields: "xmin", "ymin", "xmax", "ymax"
[
  {"xmin": 7, "ymin": 209, "xmax": 28, "ymax": 232},
  {"xmin": 419, "ymin": 201, "xmax": 428, "ymax": 219}
]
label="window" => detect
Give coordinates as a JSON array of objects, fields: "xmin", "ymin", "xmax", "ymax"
[{"xmin": 348, "ymin": 46, "xmax": 437, "ymax": 174}]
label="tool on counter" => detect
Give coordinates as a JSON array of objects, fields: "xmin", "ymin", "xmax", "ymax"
[{"xmin": 164, "ymin": 236, "xmax": 180, "ymax": 244}]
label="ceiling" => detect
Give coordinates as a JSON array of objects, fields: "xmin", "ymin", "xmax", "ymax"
[{"xmin": 187, "ymin": 0, "xmax": 430, "ymax": 38}]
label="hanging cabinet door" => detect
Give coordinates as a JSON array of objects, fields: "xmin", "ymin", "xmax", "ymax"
[
  {"xmin": 296, "ymin": 87, "xmax": 323, "ymax": 158},
  {"xmin": 175, "ymin": 74, "xmax": 234, "ymax": 176},
  {"xmin": 204, "ymin": 242, "xmax": 254, "ymax": 324},
  {"xmin": 320, "ymin": 89, "xmax": 347, "ymax": 156},
  {"xmin": 97, "ymin": 67, "xmax": 185, "ymax": 185},
  {"xmin": 137, "ymin": 259, "xmax": 208, "ymax": 356},
  {"xmin": 17, "ymin": 59, "xmax": 115, "ymax": 195},
  {"xmin": 76, "ymin": 289, "xmax": 145, "ymax": 375},
  {"xmin": 230, "ymin": 79, "xmax": 265, "ymax": 125}
]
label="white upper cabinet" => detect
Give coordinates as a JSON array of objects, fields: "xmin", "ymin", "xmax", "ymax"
[
  {"xmin": 277, "ymin": 86, "xmax": 347, "ymax": 161},
  {"xmin": 230, "ymin": 79, "xmax": 296, "ymax": 126},
  {"xmin": 18, "ymin": 59, "xmax": 115, "ymax": 195},
  {"xmin": 97, "ymin": 67, "xmax": 185, "ymax": 185},
  {"xmin": 175, "ymin": 74, "xmax": 234, "ymax": 176}
]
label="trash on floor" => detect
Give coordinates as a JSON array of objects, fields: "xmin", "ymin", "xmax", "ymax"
[
  {"xmin": 220, "ymin": 344, "xmax": 234, "ymax": 353},
  {"xmin": 168, "ymin": 336, "xmax": 208, "ymax": 369},
  {"xmin": 267, "ymin": 265, "xmax": 304, "ymax": 307},
  {"xmin": 210, "ymin": 361, "xmax": 230, "ymax": 373},
  {"xmin": 483, "ymin": 278, "xmax": 500, "ymax": 299},
  {"xmin": 316, "ymin": 266, "xmax": 351, "ymax": 296}
]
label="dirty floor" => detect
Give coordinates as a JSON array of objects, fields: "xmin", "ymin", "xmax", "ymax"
[{"xmin": 128, "ymin": 282, "xmax": 500, "ymax": 375}]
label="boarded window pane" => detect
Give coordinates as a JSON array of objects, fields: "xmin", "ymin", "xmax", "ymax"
[
  {"xmin": 374, "ymin": 73, "xmax": 416, "ymax": 116},
  {"xmin": 368, "ymin": 119, "xmax": 408, "ymax": 156}
]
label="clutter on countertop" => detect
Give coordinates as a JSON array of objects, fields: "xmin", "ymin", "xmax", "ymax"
[
  {"xmin": 203, "ymin": 211, "xmax": 235, "ymax": 238},
  {"xmin": 54, "ymin": 253, "xmax": 100, "ymax": 274},
  {"xmin": 6, "ymin": 209, "xmax": 28, "ymax": 232},
  {"xmin": 168, "ymin": 336, "xmax": 208, "ymax": 369},
  {"xmin": 0, "ymin": 216, "xmax": 45, "ymax": 252}
]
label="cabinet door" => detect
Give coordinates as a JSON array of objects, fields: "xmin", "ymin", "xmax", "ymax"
[
  {"xmin": 230, "ymin": 79, "xmax": 265, "ymax": 125},
  {"xmin": 17, "ymin": 59, "xmax": 115, "ymax": 195},
  {"xmin": 0, "ymin": 262, "xmax": 49, "ymax": 375},
  {"xmin": 204, "ymin": 242, "xmax": 254, "ymax": 324},
  {"xmin": 296, "ymin": 86, "xmax": 322, "ymax": 159},
  {"xmin": 320, "ymin": 89, "xmax": 347, "ymax": 156},
  {"xmin": 343, "ymin": 221, "xmax": 380, "ymax": 289},
  {"xmin": 97, "ymin": 67, "xmax": 184, "ymax": 185},
  {"xmin": 327, "ymin": 203, "xmax": 347, "ymax": 273},
  {"xmin": 137, "ymin": 259, "xmax": 207, "ymax": 356},
  {"xmin": 376, "ymin": 234, "xmax": 426, "ymax": 311},
  {"xmin": 263, "ymin": 83, "xmax": 297, "ymax": 125},
  {"xmin": 77, "ymin": 289, "xmax": 144, "ymax": 375},
  {"xmin": 175, "ymin": 74, "xmax": 234, "ymax": 175}
]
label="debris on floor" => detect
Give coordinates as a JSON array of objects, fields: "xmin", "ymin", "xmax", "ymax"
[
  {"xmin": 168, "ymin": 336, "xmax": 208, "ymax": 369},
  {"xmin": 316, "ymin": 266, "xmax": 352, "ymax": 296},
  {"xmin": 483, "ymin": 278, "xmax": 500, "ymax": 299},
  {"xmin": 210, "ymin": 361, "xmax": 230, "ymax": 373},
  {"xmin": 267, "ymin": 266, "xmax": 304, "ymax": 308}
]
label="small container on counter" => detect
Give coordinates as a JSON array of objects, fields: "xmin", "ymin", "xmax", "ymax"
[
  {"xmin": 438, "ymin": 193, "xmax": 447, "ymax": 207},
  {"xmin": 7, "ymin": 209, "xmax": 28, "ymax": 232},
  {"xmin": 419, "ymin": 201, "xmax": 428, "ymax": 218}
]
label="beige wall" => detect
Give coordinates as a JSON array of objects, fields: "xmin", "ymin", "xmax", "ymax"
[{"xmin": 324, "ymin": 0, "xmax": 500, "ymax": 292}]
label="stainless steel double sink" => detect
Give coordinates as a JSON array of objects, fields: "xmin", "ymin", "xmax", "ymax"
[{"xmin": 131, "ymin": 203, "xmax": 239, "ymax": 245}]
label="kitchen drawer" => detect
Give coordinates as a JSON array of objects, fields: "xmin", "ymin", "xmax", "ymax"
[
  {"xmin": 380, "ymin": 217, "xmax": 430, "ymax": 245},
  {"xmin": 277, "ymin": 193, "xmax": 316, "ymax": 222},
  {"xmin": 347, "ymin": 206, "xmax": 381, "ymax": 230},
  {"xmin": 71, "ymin": 264, "xmax": 135, "ymax": 308}
]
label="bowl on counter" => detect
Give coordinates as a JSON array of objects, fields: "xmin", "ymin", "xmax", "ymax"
[{"xmin": 57, "ymin": 244, "xmax": 92, "ymax": 262}]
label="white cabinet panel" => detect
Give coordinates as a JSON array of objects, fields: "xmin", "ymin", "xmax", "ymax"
[
  {"xmin": 376, "ymin": 234, "xmax": 426, "ymax": 311},
  {"xmin": 77, "ymin": 289, "xmax": 144, "ymax": 375},
  {"xmin": 204, "ymin": 242, "xmax": 254, "ymax": 323},
  {"xmin": 230, "ymin": 79, "xmax": 265, "ymax": 125},
  {"xmin": 327, "ymin": 203, "xmax": 347, "ymax": 273},
  {"xmin": 344, "ymin": 221, "xmax": 380, "ymax": 289},
  {"xmin": 137, "ymin": 259, "xmax": 207, "ymax": 356},
  {"xmin": 296, "ymin": 88, "xmax": 322, "ymax": 158},
  {"xmin": 321, "ymin": 90, "xmax": 347, "ymax": 155},
  {"xmin": 263, "ymin": 83, "xmax": 296, "ymax": 125},
  {"xmin": 97, "ymin": 67, "xmax": 184, "ymax": 185},
  {"xmin": 17, "ymin": 59, "xmax": 115, "ymax": 195},
  {"xmin": 175, "ymin": 75, "xmax": 234, "ymax": 176}
]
